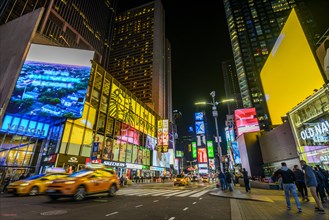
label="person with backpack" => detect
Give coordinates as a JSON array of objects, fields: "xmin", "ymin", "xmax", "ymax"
[
  {"xmin": 273, "ymin": 162, "xmax": 302, "ymax": 213},
  {"xmin": 314, "ymin": 166, "xmax": 327, "ymax": 203}
]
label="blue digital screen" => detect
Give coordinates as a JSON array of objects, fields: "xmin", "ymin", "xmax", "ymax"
[
  {"xmin": 232, "ymin": 142, "xmax": 241, "ymax": 164},
  {"xmin": 195, "ymin": 112, "xmax": 204, "ymax": 121},
  {"xmin": 195, "ymin": 121, "xmax": 205, "ymax": 135},
  {"xmin": 6, "ymin": 44, "xmax": 94, "ymax": 119}
]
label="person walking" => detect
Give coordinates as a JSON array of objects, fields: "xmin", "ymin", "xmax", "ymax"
[
  {"xmin": 218, "ymin": 170, "xmax": 226, "ymax": 191},
  {"xmin": 293, "ymin": 165, "xmax": 309, "ymax": 201},
  {"xmin": 314, "ymin": 166, "xmax": 327, "ymax": 203},
  {"xmin": 1, "ymin": 176, "xmax": 11, "ymax": 193},
  {"xmin": 225, "ymin": 171, "xmax": 233, "ymax": 192},
  {"xmin": 241, "ymin": 168, "xmax": 251, "ymax": 193},
  {"xmin": 273, "ymin": 162, "xmax": 302, "ymax": 212},
  {"xmin": 300, "ymin": 160, "xmax": 325, "ymax": 214}
]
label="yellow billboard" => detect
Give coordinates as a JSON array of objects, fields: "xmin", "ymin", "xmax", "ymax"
[{"xmin": 260, "ymin": 9, "xmax": 325, "ymax": 125}]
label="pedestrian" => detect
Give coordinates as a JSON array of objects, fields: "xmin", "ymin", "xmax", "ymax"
[
  {"xmin": 300, "ymin": 160, "xmax": 325, "ymax": 214},
  {"xmin": 218, "ymin": 170, "xmax": 226, "ymax": 191},
  {"xmin": 2, "ymin": 176, "xmax": 11, "ymax": 193},
  {"xmin": 314, "ymin": 166, "xmax": 327, "ymax": 203},
  {"xmin": 273, "ymin": 162, "xmax": 302, "ymax": 212},
  {"xmin": 316, "ymin": 165, "xmax": 329, "ymax": 198},
  {"xmin": 225, "ymin": 171, "xmax": 233, "ymax": 192},
  {"xmin": 293, "ymin": 165, "xmax": 309, "ymax": 201},
  {"xmin": 241, "ymin": 168, "xmax": 251, "ymax": 193}
]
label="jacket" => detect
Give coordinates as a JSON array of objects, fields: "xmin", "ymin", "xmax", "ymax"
[
  {"xmin": 218, "ymin": 173, "xmax": 225, "ymax": 179},
  {"xmin": 274, "ymin": 166, "xmax": 295, "ymax": 184},
  {"xmin": 302, "ymin": 164, "xmax": 318, "ymax": 187},
  {"xmin": 225, "ymin": 172, "xmax": 232, "ymax": 183},
  {"xmin": 293, "ymin": 169, "xmax": 305, "ymax": 182}
]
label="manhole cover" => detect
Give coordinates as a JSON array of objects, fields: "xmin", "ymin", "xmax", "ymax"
[{"xmin": 40, "ymin": 210, "xmax": 68, "ymax": 216}]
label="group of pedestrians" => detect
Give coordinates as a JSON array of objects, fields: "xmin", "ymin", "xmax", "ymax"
[
  {"xmin": 217, "ymin": 168, "xmax": 250, "ymax": 193},
  {"xmin": 273, "ymin": 161, "xmax": 327, "ymax": 214}
]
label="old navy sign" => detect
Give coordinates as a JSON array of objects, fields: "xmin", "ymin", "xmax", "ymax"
[{"xmin": 300, "ymin": 120, "xmax": 329, "ymax": 140}]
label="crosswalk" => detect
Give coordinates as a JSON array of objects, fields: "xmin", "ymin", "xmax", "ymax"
[{"xmin": 116, "ymin": 188, "xmax": 210, "ymax": 198}]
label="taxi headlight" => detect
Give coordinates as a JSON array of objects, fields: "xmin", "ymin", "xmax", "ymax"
[
  {"xmin": 65, "ymin": 181, "xmax": 76, "ymax": 185},
  {"xmin": 45, "ymin": 181, "xmax": 53, "ymax": 184},
  {"xmin": 20, "ymin": 183, "xmax": 30, "ymax": 186},
  {"xmin": 174, "ymin": 178, "xmax": 176, "ymax": 181}
]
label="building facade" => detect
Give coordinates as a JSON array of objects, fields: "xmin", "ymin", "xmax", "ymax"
[
  {"xmin": 222, "ymin": 60, "xmax": 243, "ymax": 115},
  {"xmin": 108, "ymin": 1, "xmax": 172, "ymax": 120},
  {"xmin": 1, "ymin": 0, "xmax": 117, "ymax": 68},
  {"xmin": 223, "ymin": 0, "xmax": 319, "ymax": 128}
]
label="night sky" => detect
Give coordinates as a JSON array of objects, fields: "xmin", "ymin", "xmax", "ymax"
[{"xmin": 117, "ymin": 0, "xmax": 329, "ymax": 140}]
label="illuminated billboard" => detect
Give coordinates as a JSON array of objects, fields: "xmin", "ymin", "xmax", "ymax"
[
  {"xmin": 6, "ymin": 44, "xmax": 95, "ymax": 119},
  {"xmin": 152, "ymin": 150, "xmax": 170, "ymax": 168},
  {"xmin": 195, "ymin": 112, "xmax": 204, "ymax": 121},
  {"xmin": 197, "ymin": 148, "xmax": 208, "ymax": 163},
  {"xmin": 195, "ymin": 121, "xmax": 205, "ymax": 135},
  {"xmin": 231, "ymin": 142, "xmax": 241, "ymax": 164},
  {"xmin": 235, "ymin": 108, "xmax": 260, "ymax": 137},
  {"xmin": 316, "ymin": 36, "xmax": 329, "ymax": 80},
  {"xmin": 157, "ymin": 119, "xmax": 169, "ymax": 152},
  {"xmin": 206, "ymin": 141, "xmax": 214, "ymax": 158},
  {"xmin": 260, "ymin": 9, "xmax": 325, "ymax": 125},
  {"xmin": 192, "ymin": 142, "xmax": 197, "ymax": 159}
]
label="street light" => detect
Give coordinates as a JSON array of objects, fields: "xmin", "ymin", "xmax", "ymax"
[{"xmin": 195, "ymin": 91, "xmax": 235, "ymax": 172}]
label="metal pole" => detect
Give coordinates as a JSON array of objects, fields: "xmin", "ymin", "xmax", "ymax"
[{"xmin": 213, "ymin": 112, "xmax": 223, "ymax": 172}]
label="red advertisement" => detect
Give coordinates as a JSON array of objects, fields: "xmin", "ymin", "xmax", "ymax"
[
  {"xmin": 234, "ymin": 108, "xmax": 260, "ymax": 137},
  {"xmin": 197, "ymin": 148, "xmax": 208, "ymax": 163}
]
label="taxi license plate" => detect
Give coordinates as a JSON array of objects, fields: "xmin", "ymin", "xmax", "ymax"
[{"xmin": 47, "ymin": 189, "xmax": 56, "ymax": 193}]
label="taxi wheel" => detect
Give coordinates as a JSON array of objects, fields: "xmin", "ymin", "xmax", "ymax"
[
  {"xmin": 29, "ymin": 186, "xmax": 39, "ymax": 196},
  {"xmin": 108, "ymin": 185, "xmax": 117, "ymax": 197},
  {"xmin": 74, "ymin": 186, "xmax": 86, "ymax": 201},
  {"xmin": 49, "ymin": 196, "xmax": 59, "ymax": 201}
]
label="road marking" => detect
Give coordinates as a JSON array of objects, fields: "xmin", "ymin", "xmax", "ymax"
[
  {"xmin": 169, "ymin": 217, "xmax": 175, "ymax": 220},
  {"xmin": 153, "ymin": 200, "xmax": 159, "ymax": 202},
  {"xmin": 105, "ymin": 212, "xmax": 118, "ymax": 216},
  {"xmin": 166, "ymin": 197, "xmax": 170, "ymax": 199},
  {"xmin": 199, "ymin": 198, "xmax": 203, "ymax": 200},
  {"xmin": 152, "ymin": 190, "xmax": 177, "ymax": 196},
  {"xmin": 162, "ymin": 190, "xmax": 187, "ymax": 197},
  {"xmin": 176, "ymin": 190, "xmax": 202, "ymax": 197},
  {"xmin": 193, "ymin": 202, "xmax": 197, "ymax": 205},
  {"xmin": 183, "ymin": 207, "xmax": 189, "ymax": 211},
  {"xmin": 189, "ymin": 189, "xmax": 209, "ymax": 198},
  {"xmin": 135, "ymin": 204, "xmax": 143, "ymax": 208}
]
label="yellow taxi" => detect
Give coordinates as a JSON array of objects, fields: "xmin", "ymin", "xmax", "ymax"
[
  {"xmin": 174, "ymin": 174, "xmax": 190, "ymax": 186},
  {"xmin": 201, "ymin": 175, "xmax": 209, "ymax": 183},
  {"xmin": 7, "ymin": 172, "xmax": 68, "ymax": 196},
  {"xmin": 45, "ymin": 164, "xmax": 120, "ymax": 201}
]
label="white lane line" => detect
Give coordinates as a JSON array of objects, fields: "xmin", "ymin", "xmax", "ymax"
[
  {"xmin": 176, "ymin": 190, "xmax": 201, "ymax": 197},
  {"xmin": 153, "ymin": 200, "xmax": 159, "ymax": 202},
  {"xmin": 183, "ymin": 207, "xmax": 189, "ymax": 211},
  {"xmin": 189, "ymin": 189, "xmax": 209, "ymax": 198},
  {"xmin": 126, "ymin": 190, "xmax": 148, "ymax": 196},
  {"xmin": 162, "ymin": 190, "xmax": 187, "ymax": 197},
  {"xmin": 152, "ymin": 190, "xmax": 177, "ymax": 196},
  {"xmin": 193, "ymin": 202, "xmax": 197, "ymax": 205},
  {"xmin": 135, "ymin": 204, "xmax": 143, "ymax": 208},
  {"xmin": 169, "ymin": 217, "xmax": 175, "ymax": 220},
  {"xmin": 105, "ymin": 212, "xmax": 118, "ymax": 216},
  {"xmin": 138, "ymin": 190, "xmax": 159, "ymax": 196},
  {"xmin": 199, "ymin": 198, "xmax": 203, "ymax": 200}
]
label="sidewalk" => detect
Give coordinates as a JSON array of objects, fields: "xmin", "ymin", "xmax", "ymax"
[{"xmin": 210, "ymin": 185, "xmax": 329, "ymax": 220}]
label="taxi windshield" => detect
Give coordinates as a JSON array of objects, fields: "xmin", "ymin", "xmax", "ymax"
[
  {"xmin": 176, "ymin": 174, "xmax": 185, "ymax": 178},
  {"xmin": 68, "ymin": 169, "xmax": 93, "ymax": 178},
  {"xmin": 26, "ymin": 174, "xmax": 46, "ymax": 180}
]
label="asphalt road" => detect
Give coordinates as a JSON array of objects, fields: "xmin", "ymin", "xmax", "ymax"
[{"xmin": 0, "ymin": 182, "xmax": 230, "ymax": 220}]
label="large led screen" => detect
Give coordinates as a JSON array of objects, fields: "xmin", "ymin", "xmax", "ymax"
[
  {"xmin": 6, "ymin": 44, "xmax": 95, "ymax": 119},
  {"xmin": 260, "ymin": 9, "xmax": 324, "ymax": 125},
  {"xmin": 195, "ymin": 121, "xmax": 205, "ymax": 135},
  {"xmin": 235, "ymin": 108, "xmax": 260, "ymax": 137},
  {"xmin": 197, "ymin": 148, "xmax": 208, "ymax": 163},
  {"xmin": 152, "ymin": 150, "xmax": 170, "ymax": 168},
  {"xmin": 231, "ymin": 142, "xmax": 241, "ymax": 164}
]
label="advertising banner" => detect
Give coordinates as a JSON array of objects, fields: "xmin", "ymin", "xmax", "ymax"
[
  {"xmin": 195, "ymin": 112, "xmax": 204, "ymax": 121},
  {"xmin": 176, "ymin": 151, "xmax": 184, "ymax": 157},
  {"xmin": 206, "ymin": 141, "xmax": 215, "ymax": 158},
  {"xmin": 6, "ymin": 44, "xmax": 94, "ymax": 119},
  {"xmin": 91, "ymin": 142, "xmax": 99, "ymax": 160},
  {"xmin": 235, "ymin": 108, "xmax": 260, "ymax": 137},
  {"xmin": 197, "ymin": 148, "xmax": 208, "ymax": 163},
  {"xmin": 198, "ymin": 163, "xmax": 208, "ymax": 174},
  {"xmin": 208, "ymin": 159, "xmax": 215, "ymax": 170},
  {"xmin": 119, "ymin": 141, "xmax": 127, "ymax": 162},
  {"xmin": 231, "ymin": 141, "xmax": 241, "ymax": 164},
  {"xmin": 152, "ymin": 151, "xmax": 170, "ymax": 168},
  {"xmin": 112, "ymin": 139, "xmax": 120, "ymax": 161},
  {"xmin": 132, "ymin": 145, "xmax": 138, "ymax": 164},
  {"xmin": 126, "ymin": 143, "xmax": 133, "ymax": 163},
  {"xmin": 192, "ymin": 142, "xmax": 197, "ymax": 159},
  {"xmin": 195, "ymin": 121, "xmax": 205, "ymax": 135},
  {"xmin": 157, "ymin": 119, "xmax": 169, "ymax": 152},
  {"xmin": 102, "ymin": 138, "xmax": 114, "ymax": 160}
]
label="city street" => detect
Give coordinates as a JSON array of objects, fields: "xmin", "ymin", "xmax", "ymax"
[{"xmin": 0, "ymin": 182, "xmax": 229, "ymax": 220}]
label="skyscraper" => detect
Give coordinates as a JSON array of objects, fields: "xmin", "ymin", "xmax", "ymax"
[
  {"xmin": 108, "ymin": 1, "xmax": 172, "ymax": 120},
  {"xmin": 222, "ymin": 59, "xmax": 243, "ymax": 115},
  {"xmin": 1, "ymin": 0, "xmax": 117, "ymax": 68},
  {"xmin": 223, "ymin": 0, "xmax": 319, "ymax": 127}
]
